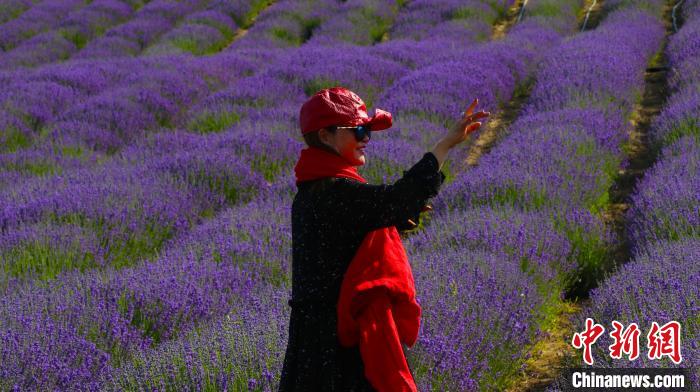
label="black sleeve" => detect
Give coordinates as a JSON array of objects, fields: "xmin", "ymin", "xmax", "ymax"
[{"xmin": 329, "ymin": 152, "xmax": 446, "ymax": 232}]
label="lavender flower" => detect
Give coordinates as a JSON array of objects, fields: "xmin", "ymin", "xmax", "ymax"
[{"xmin": 626, "ymin": 136, "xmax": 700, "ymax": 250}]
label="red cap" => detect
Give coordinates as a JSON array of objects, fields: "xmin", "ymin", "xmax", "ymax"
[{"xmin": 299, "ymin": 86, "xmax": 393, "ymax": 135}]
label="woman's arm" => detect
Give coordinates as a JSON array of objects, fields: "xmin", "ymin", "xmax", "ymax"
[
  {"xmin": 330, "ymin": 99, "xmax": 489, "ymax": 232},
  {"xmin": 429, "ymin": 139, "xmax": 451, "ymax": 171},
  {"xmin": 329, "ymin": 152, "xmax": 445, "ymax": 232}
]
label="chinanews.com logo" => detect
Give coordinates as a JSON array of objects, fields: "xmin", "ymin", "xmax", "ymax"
[{"xmin": 558, "ymin": 318, "xmax": 695, "ymax": 391}]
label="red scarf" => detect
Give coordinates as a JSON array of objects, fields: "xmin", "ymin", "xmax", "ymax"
[
  {"xmin": 294, "ymin": 146, "xmax": 421, "ymax": 348},
  {"xmin": 294, "ymin": 146, "xmax": 366, "ymax": 184}
]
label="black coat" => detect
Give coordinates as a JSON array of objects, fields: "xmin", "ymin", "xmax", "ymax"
[{"xmin": 279, "ymin": 152, "xmax": 446, "ymax": 391}]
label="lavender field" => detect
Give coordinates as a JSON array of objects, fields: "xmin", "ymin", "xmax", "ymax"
[{"xmin": 0, "ymin": 0, "xmax": 697, "ymax": 390}]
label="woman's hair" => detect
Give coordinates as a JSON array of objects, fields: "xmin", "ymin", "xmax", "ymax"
[{"xmin": 303, "ymin": 127, "xmax": 339, "ymax": 155}]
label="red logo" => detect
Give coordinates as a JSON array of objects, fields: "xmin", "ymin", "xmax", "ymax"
[
  {"xmin": 609, "ymin": 321, "xmax": 641, "ymax": 361},
  {"xmin": 647, "ymin": 321, "xmax": 682, "ymax": 364},
  {"xmin": 572, "ymin": 318, "xmax": 683, "ymax": 365},
  {"xmin": 572, "ymin": 318, "xmax": 605, "ymax": 365}
]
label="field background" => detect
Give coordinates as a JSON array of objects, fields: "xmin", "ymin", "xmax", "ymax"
[{"xmin": 0, "ymin": 0, "xmax": 697, "ymax": 390}]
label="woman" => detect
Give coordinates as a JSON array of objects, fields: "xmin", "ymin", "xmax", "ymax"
[{"xmin": 279, "ymin": 87, "xmax": 489, "ymax": 391}]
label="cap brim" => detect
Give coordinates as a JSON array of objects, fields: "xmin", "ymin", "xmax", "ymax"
[{"xmin": 364, "ymin": 108, "xmax": 392, "ymax": 131}]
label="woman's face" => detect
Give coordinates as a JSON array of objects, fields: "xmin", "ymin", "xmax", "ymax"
[{"xmin": 319, "ymin": 127, "xmax": 369, "ymax": 166}]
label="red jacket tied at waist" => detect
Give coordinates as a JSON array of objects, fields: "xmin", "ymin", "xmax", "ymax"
[
  {"xmin": 337, "ymin": 226, "xmax": 421, "ymax": 348},
  {"xmin": 337, "ymin": 226, "xmax": 421, "ymax": 392}
]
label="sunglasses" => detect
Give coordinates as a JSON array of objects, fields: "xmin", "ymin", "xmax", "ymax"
[{"xmin": 330, "ymin": 124, "xmax": 372, "ymax": 142}]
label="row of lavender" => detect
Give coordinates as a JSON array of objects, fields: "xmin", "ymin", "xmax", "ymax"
[
  {"xmin": 99, "ymin": 1, "xmax": 593, "ymax": 390},
  {"xmin": 0, "ymin": 0, "xmax": 475, "ymax": 69},
  {"xmin": 0, "ymin": 0, "xmax": 279, "ymax": 67},
  {"xmin": 0, "ymin": 0, "xmax": 514, "ymax": 389},
  {"xmin": 569, "ymin": 0, "xmax": 699, "ymax": 387},
  {"xmin": 0, "ymin": 0, "xmax": 341, "ymax": 159},
  {"xmin": 0, "ymin": 0, "xmax": 505, "ymax": 173},
  {"xmin": 0, "ymin": 0, "xmax": 363, "ymax": 285},
  {"xmin": 0, "ymin": 0, "xmax": 483, "ymax": 178},
  {"xmin": 414, "ymin": 0, "xmax": 667, "ymax": 389}
]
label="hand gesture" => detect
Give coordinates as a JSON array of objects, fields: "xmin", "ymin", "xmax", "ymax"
[{"xmin": 441, "ymin": 98, "xmax": 490, "ymax": 149}]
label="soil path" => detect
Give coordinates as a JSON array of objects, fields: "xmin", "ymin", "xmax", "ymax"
[
  {"xmin": 578, "ymin": 0, "xmax": 605, "ymax": 31},
  {"xmin": 603, "ymin": 0, "xmax": 675, "ymax": 273},
  {"xmin": 492, "ymin": 0, "xmax": 527, "ymax": 40},
  {"xmin": 223, "ymin": 1, "xmax": 276, "ymax": 50},
  {"xmin": 460, "ymin": 0, "xmax": 531, "ymax": 168}
]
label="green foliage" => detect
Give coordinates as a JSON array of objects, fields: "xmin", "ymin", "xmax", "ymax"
[
  {"xmin": 41, "ymin": 212, "xmax": 176, "ymax": 272},
  {"xmin": 60, "ymin": 28, "xmax": 88, "ymax": 49},
  {"xmin": 106, "ymin": 222, "xmax": 174, "ymax": 270},
  {"xmin": 520, "ymin": 255, "xmax": 536, "ymax": 276},
  {"xmin": 479, "ymin": 285, "xmax": 564, "ymax": 391},
  {"xmin": 570, "ymin": 139, "xmax": 618, "ymax": 212},
  {"xmin": 452, "ymin": 6, "xmax": 478, "ymax": 20},
  {"xmin": 489, "ymin": 184, "xmax": 549, "ymax": 210},
  {"xmin": 513, "ymin": 81, "xmax": 532, "ymax": 98},
  {"xmin": 128, "ymin": 0, "xmax": 145, "ymax": 11},
  {"xmin": 129, "ymin": 297, "xmax": 164, "ymax": 344},
  {"xmin": 303, "ymin": 77, "xmax": 341, "ymax": 98},
  {"xmin": 250, "ymin": 156, "xmax": 290, "ymax": 183},
  {"xmin": 193, "ymin": 19, "xmax": 235, "ymax": 39},
  {"xmin": 369, "ymin": 24, "xmax": 388, "ymax": 44},
  {"xmin": 554, "ymin": 218, "xmax": 613, "ymax": 297},
  {"xmin": 588, "ymin": 190, "xmax": 609, "ymax": 215},
  {"xmin": 565, "ymin": 91, "xmax": 623, "ymax": 117},
  {"xmin": 472, "ymin": 28, "xmax": 492, "ymax": 43},
  {"xmin": 440, "ymin": 159, "xmax": 456, "ymax": 185},
  {"xmin": 270, "ymin": 26, "xmax": 301, "ymax": 45},
  {"xmin": 2, "ymin": 126, "xmax": 31, "ymax": 152},
  {"xmin": 24, "ymin": 161, "xmax": 59, "ymax": 176},
  {"xmin": 301, "ymin": 17, "xmax": 321, "ymax": 42},
  {"xmin": 657, "ymin": 118, "xmax": 699, "ymax": 151},
  {"xmin": 2, "ymin": 242, "xmax": 95, "ymax": 281},
  {"xmin": 236, "ymin": 0, "xmax": 271, "ymax": 29},
  {"xmin": 171, "ymin": 37, "xmax": 202, "ymax": 54},
  {"xmin": 451, "ymin": 5, "xmax": 498, "ymax": 26},
  {"xmin": 484, "ymin": 0, "xmax": 509, "ymax": 22},
  {"xmin": 648, "ymin": 49, "xmax": 664, "ymax": 68},
  {"xmin": 57, "ymin": 144, "xmax": 84, "ymax": 158},
  {"xmin": 190, "ymin": 169, "xmax": 241, "ymax": 205},
  {"xmin": 2, "ymin": 156, "xmax": 63, "ymax": 177},
  {"xmin": 109, "ymin": 303, "xmax": 285, "ymax": 391},
  {"xmin": 171, "ymin": 35, "xmax": 230, "ymax": 56},
  {"xmin": 15, "ymin": 28, "xmax": 37, "ymax": 47},
  {"xmin": 187, "ymin": 110, "xmax": 241, "ymax": 133},
  {"xmin": 529, "ymin": 1, "xmax": 562, "ymax": 18},
  {"xmin": 650, "ymin": 209, "xmax": 699, "ymax": 243},
  {"xmin": 0, "ymin": 5, "xmax": 26, "ymax": 21}
]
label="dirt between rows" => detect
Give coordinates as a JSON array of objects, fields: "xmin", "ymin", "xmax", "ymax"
[{"xmin": 457, "ymin": 0, "xmax": 529, "ymax": 169}]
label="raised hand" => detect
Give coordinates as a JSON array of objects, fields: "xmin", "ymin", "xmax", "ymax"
[
  {"xmin": 430, "ymin": 98, "xmax": 491, "ymax": 169},
  {"xmin": 444, "ymin": 98, "xmax": 490, "ymax": 148}
]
